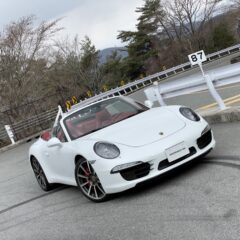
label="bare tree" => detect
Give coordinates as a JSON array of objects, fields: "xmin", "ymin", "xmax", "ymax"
[
  {"xmin": 119, "ymin": 0, "xmax": 224, "ymax": 70},
  {"xmin": 0, "ymin": 16, "xmax": 61, "ymax": 109},
  {"xmin": 53, "ymin": 36, "xmax": 103, "ymax": 97},
  {"xmin": 231, "ymin": 0, "xmax": 240, "ymax": 7},
  {"xmin": 154, "ymin": 0, "xmax": 222, "ymax": 52}
]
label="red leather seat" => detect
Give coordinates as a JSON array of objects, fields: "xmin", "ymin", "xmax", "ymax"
[
  {"xmin": 77, "ymin": 119, "xmax": 97, "ymax": 134},
  {"xmin": 96, "ymin": 109, "xmax": 112, "ymax": 128},
  {"xmin": 66, "ymin": 120, "xmax": 84, "ymax": 138}
]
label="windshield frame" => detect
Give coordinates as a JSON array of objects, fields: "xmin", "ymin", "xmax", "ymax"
[{"xmin": 63, "ymin": 97, "xmax": 148, "ymax": 140}]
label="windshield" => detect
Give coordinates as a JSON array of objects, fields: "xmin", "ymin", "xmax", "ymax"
[{"xmin": 64, "ymin": 97, "xmax": 148, "ymax": 140}]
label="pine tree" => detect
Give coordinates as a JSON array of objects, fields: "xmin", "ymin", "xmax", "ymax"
[
  {"xmin": 102, "ymin": 51, "xmax": 123, "ymax": 88},
  {"xmin": 212, "ymin": 23, "xmax": 236, "ymax": 51},
  {"xmin": 118, "ymin": 0, "xmax": 164, "ymax": 79}
]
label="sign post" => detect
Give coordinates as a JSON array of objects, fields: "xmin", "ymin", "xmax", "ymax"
[
  {"xmin": 188, "ymin": 50, "xmax": 226, "ymax": 110},
  {"xmin": 153, "ymin": 81, "xmax": 166, "ymax": 106},
  {"xmin": 4, "ymin": 125, "xmax": 15, "ymax": 144},
  {"xmin": 144, "ymin": 81, "xmax": 166, "ymax": 106}
]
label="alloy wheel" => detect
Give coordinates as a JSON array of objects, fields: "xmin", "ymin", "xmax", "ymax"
[{"xmin": 76, "ymin": 159, "xmax": 106, "ymax": 201}]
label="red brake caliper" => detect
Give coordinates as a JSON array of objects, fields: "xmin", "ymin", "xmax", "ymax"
[{"xmin": 84, "ymin": 163, "xmax": 91, "ymax": 186}]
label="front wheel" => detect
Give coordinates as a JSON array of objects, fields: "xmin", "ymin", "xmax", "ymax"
[{"xmin": 75, "ymin": 158, "xmax": 108, "ymax": 202}]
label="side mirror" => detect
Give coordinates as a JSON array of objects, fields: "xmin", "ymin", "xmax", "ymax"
[
  {"xmin": 144, "ymin": 100, "xmax": 154, "ymax": 109},
  {"xmin": 47, "ymin": 137, "xmax": 62, "ymax": 148}
]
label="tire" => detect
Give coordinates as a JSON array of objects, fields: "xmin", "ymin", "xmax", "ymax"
[
  {"xmin": 31, "ymin": 157, "xmax": 54, "ymax": 191},
  {"xmin": 75, "ymin": 158, "xmax": 108, "ymax": 202}
]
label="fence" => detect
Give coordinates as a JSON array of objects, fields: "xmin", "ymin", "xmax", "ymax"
[
  {"xmin": 1, "ymin": 43, "xmax": 240, "ymax": 148},
  {"xmin": 0, "ymin": 93, "xmax": 64, "ymax": 148},
  {"xmin": 71, "ymin": 43, "xmax": 240, "ymax": 109},
  {"xmin": 144, "ymin": 62, "xmax": 240, "ymax": 107}
]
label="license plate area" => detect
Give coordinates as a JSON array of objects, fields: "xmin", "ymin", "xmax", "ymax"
[{"xmin": 165, "ymin": 142, "xmax": 190, "ymax": 162}]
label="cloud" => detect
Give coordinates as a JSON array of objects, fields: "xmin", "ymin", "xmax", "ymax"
[
  {"xmin": 0, "ymin": 0, "xmax": 143, "ymax": 49},
  {"xmin": 55, "ymin": 0, "xmax": 143, "ymax": 49},
  {"xmin": 0, "ymin": 0, "xmax": 79, "ymax": 28}
]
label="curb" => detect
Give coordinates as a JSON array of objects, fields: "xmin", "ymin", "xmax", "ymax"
[
  {"xmin": 198, "ymin": 107, "xmax": 240, "ymax": 124},
  {"xmin": 0, "ymin": 131, "xmax": 43, "ymax": 154}
]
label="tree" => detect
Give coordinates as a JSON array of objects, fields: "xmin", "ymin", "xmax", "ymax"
[
  {"xmin": 53, "ymin": 36, "xmax": 103, "ymax": 97},
  {"xmin": 162, "ymin": 0, "xmax": 223, "ymax": 52},
  {"xmin": 118, "ymin": 0, "xmax": 164, "ymax": 79},
  {"xmin": 210, "ymin": 22, "xmax": 236, "ymax": 51},
  {"xmin": 117, "ymin": 31, "xmax": 152, "ymax": 78},
  {"xmin": 117, "ymin": 0, "xmax": 227, "ymax": 75},
  {"xmin": 102, "ymin": 51, "xmax": 123, "ymax": 88},
  {"xmin": 231, "ymin": 0, "xmax": 240, "ymax": 8},
  {"xmin": 0, "ymin": 16, "xmax": 61, "ymax": 108},
  {"xmin": 80, "ymin": 36, "xmax": 103, "ymax": 94}
]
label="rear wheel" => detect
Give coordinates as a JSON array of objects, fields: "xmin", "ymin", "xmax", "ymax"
[
  {"xmin": 75, "ymin": 158, "xmax": 108, "ymax": 202},
  {"xmin": 31, "ymin": 157, "xmax": 53, "ymax": 191}
]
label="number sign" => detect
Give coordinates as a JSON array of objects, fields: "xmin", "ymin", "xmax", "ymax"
[{"xmin": 188, "ymin": 50, "xmax": 207, "ymax": 66}]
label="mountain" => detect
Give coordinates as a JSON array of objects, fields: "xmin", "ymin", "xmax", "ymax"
[{"xmin": 99, "ymin": 47, "xmax": 128, "ymax": 64}]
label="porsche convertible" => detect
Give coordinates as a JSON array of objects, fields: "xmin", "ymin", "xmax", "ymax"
[{"xmin": 29, "ymin": 96, "xmax": 215, "ymax": 202}]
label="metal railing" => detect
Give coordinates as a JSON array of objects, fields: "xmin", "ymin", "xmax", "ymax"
[
  {"xmin": 12, "ymin": 109, "xmax": 57, "ymax": 133},
  {"xmin": 71, "ymin": 43, "xmax": 240, "ymax": 109},
  {"xmin": 1, "ymin": 43, "xmax": 240, "ymax": 147},
  {"xmin": 144, "ymin": 62, "xmax": 240, "ymax": 105}
]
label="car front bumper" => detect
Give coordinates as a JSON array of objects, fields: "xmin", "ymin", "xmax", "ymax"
[{"xmin": 93, "ymin": 126, "xmax": 216, "ymax": 194}]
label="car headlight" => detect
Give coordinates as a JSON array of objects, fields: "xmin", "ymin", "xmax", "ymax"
[
  {"xmin": 94, "ymin": 142, "xmax": 120, "ymax": 159},
  {"xmin": 180, "ymin": 107, "xmax": 200, "ymax": 121}
]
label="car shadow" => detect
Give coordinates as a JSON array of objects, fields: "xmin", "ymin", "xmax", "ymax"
[{"xmin": 47, "ymin": 155, "xmax": 212, "ymax": 204}]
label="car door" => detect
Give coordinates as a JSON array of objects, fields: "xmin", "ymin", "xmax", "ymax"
[{"xmin": 45, "ymin": 123, "xmax": 76, "ymax": 185}]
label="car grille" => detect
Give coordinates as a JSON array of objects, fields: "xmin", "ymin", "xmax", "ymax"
[
  {"xmin": 158, "ymin": 147, "xmax": 197, "ymax": 171},
  {"xmin": 120, "ymin": 162, "xmax": 152, "ymax": 181},
  {"xmin": 197, "ymin": 130, "xmax": 212, "ymax": 149}
]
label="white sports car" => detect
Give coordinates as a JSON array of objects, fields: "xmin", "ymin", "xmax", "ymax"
[{"xmin": 29, "ymin": 96, "xmax": 215, "ymax": 202}]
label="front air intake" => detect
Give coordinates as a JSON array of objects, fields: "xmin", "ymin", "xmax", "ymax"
[
  {"xmin": 120, "ymin": 162, "xmax": 151, "ymax": 181},
  {"xmin": 197, "ymin": 130, "xmax": 212, "ymax": 149}
]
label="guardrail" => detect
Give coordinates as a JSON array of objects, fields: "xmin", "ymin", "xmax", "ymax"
[
  {"xmin": 144, "ymin": 62, "xmax": 240, "ymax": 106},
  {"xmin": 1, "ymin": 43, "xmax": 240, "ymax": 147},
  {"xmin": 0, "ymin": 109, "xmax": 58, "ymax": 148},
  {"xmin": 71, "ymin": 43, "xmax": 240, "ymax": 109}
]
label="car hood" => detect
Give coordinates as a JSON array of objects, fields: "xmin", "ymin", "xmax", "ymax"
[{"xmin": 86, "ymin": 107, "xmax": 186, "ymax": 147}]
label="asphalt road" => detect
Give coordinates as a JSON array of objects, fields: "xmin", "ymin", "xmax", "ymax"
[
  {"xmin": 0, "ymin": 122, "xmax": 240, "ymax": 240},
  {"xmin": 131, "ymin": 83, "xmax": 240, "ymax": 111},
  {"xmin": 1, "ymin": 51, "xmax": 240, "ymax": 240}
]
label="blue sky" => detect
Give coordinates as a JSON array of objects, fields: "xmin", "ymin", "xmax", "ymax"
[{"xmin": 0, "ymin": 0, "xmax": 143, "ymax": 49}]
